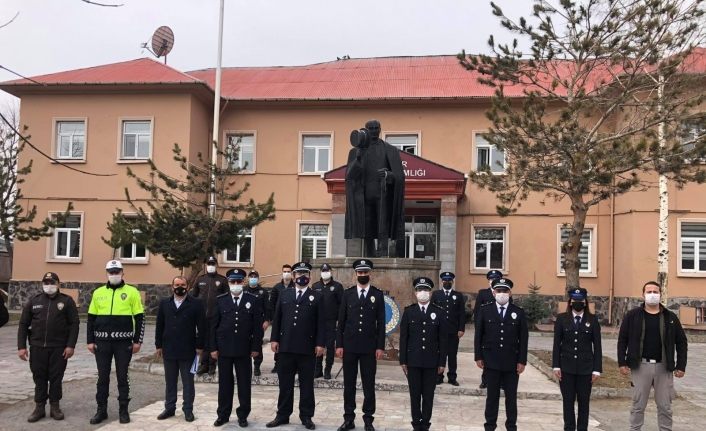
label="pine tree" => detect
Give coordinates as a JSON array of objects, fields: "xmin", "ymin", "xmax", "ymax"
[{"xmin": 521, "ymin": 282, "xmax": 551, "ymax": 327}]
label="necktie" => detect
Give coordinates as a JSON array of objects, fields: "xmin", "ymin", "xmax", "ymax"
[
  {"xmin": 234, "ymin": 297, "xmax": 238, "ymax": 307},
  {"xmin": 499, "ymin": 306, "xmax": 505, "ymax": 319},
  {"xmin": 445, "ymin": 291, "xmax": 449, "ymax": 298},
  {"xmin": 575, "ymin": 315, "xmax": 581, "ymax": 328},
  {"xmin": 421, "ymin": 306, "xmax": 426, "ymax": 314},
  {"xmin": 360, "ymin": 289, "xmax": 366, "ymax": 302},
  {"xmin": 297, "ymin": 290, "xmax": 303, "ymax": 302}
]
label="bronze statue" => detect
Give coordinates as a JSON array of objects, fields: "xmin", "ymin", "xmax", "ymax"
[{"xmin": 345, "ymin": 120, "xmax": 406, "ymax": 257}]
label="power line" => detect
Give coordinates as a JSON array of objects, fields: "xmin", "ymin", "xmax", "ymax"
[{"xmin": 0, "ymin": 65, "xmax": 45, "ymax": 85}]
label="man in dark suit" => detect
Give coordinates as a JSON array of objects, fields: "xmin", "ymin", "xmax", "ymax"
[
  {"xmin": 473, "ymin": 269, "xmax": 503, "ymax": 389},
  {"xmin": 155, "ymin": 275, "xmax": 207, "ymax": 422},
  {"xmin": 431, "ymin": 271, "xmax": 466, "ymax": 385},
  {"xmin": 336, "ymin": 259, "xmax": 386, "ymax": 431},
  {"xmin": 267, "ymin": 263, "xmax": 295, "ymax": 373},
  {"xmin": 267, "ymin": 262, "xmax": 325, "ymax": 430},
  {"xmin": 191, "ymin": 256, "xmax": 228, "ymax": 375},
  {"xmin": 312, "ymin": 262, "xmax": 344, "ymax": 379},
  {"xmin": 210, "ymin": 269, "xmax": 264, "ymax": 427},
  {"xmin": 474, "ymin": 278, "xmax": 528, "ymax": 431},
  {"xmin": 399, "ymin": 277, "xmax": 448, "ymax": 431}
]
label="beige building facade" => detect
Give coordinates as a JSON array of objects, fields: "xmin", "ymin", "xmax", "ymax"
[{"xmin": 2, "ymin": 56, "xmax": 705, "ymax": 322}]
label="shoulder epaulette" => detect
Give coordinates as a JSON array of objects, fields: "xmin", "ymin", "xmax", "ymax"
[
  {"xmin": 216, "ymin": 292, "xmax": 229, "ymax": 298},
  {"xmin": 346, "ymin": 286, "xmax": 357, "ymax": 291},
  {"xmin": 480, "ymin": 301, "xmax": 494, "ymax": 307}
]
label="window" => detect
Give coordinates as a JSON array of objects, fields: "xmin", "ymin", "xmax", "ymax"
[
  {"xmin": 118, "ymin": 216, "xmax": 147, "ymax": 261},
  {"xmin": 121, "ymin": 120, "xmax": 152, "ymax": 159},
  {"xmin": 56, "ymin": 121, "xmax": 85, "ymax": 159},
  {"xmin": 559, "ymin": 227, "xmax": 593, "ymax": 273},
  {"xmin": 51, "ymin": 214, "xmax": 82, "ymax": 260},
  {"xmin": 681, "ymin": 120, "xmax": 705, "ymax": 160},
  {"xmin": 227, "ymin": 133, "xmax": 255, "ymax": 172},
  {"xmin": 224, "ymin": 228, "xmax": 252, "ymax": 263},
  {"xmin": 403, "ymin": 216, "xmax": 438, "ymax": 259},
  {"xmin": 386, "ymin": 134, "xmax": 419, "ymax": 155},
  {"xmin": 301, "ymin": 134, "xmax": 331, "ymax": 173},
  {"xmin": 473, "ymin": 226, "xmax": 505, "ymax": 270},
  {"xmin": 0, "ymin": 238, "xmax": 7, "ymax": 253},
  {"xmin": 475, "ymin": 133, "xmax": 505, "ymax": 173},
  {"xmin": 300, "ymin": 224, "xmax": 328, "ymax": 260},
  {"xmin": 680, "ymin": 222, "xmax": 706, "ymax": 273}
]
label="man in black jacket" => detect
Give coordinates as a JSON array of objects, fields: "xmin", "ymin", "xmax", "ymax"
[
  {"xmin": 17, "ymin": 272, "xmax": 79, "ymax": 422},
  {"xmin": 155, "ymin": 275, "xmax": 206, "ymax": 423},
  {"xmin": 191, "ymin": 256, "xmax": 228, "ymax": 375},
  {"xmin": 267, "ymin": 263, "xmax": 295, "ymax": 373},
  {"xmin": 312, "ymin": 262, "xmax": 344, "ymax": 379},
  {"xmin": 618, "ymin": 281, "xmax": 687, "ymax": 431},
  {"xmin": 431, "ymin": 271, "xmax": 465, "ymax": 385},
  {"xmin": 473, "ymin": 269, "xmax": 502, "ymax": 388}
]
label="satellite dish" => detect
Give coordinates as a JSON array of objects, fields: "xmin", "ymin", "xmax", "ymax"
[{"xmin": 149, "ymin": 26, "xmax": 174, "ymax": 63}]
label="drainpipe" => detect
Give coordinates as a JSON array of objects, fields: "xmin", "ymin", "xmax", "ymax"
[{"xmin": 608, "ymin": 180, "xmax": 616, "ymax": 325}]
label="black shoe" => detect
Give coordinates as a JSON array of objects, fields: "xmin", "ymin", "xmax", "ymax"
[
  {"xmin": 324, "ymin": 368, "xmax": 332, "ymax": 380},
  {"xmin": 436, "ymin": 375, "xmax": 444, "ymax": 384},
  {"xmin": 49, "ymin": 402, "xmax": 64, "ymax": 420},
  {"xmin": 271, "ymin": 365, "xmax": 278, "ymax": 374},
  {"xmin": 266, "ymin": 417, "xmax": 289, "ymax": 427},
  {"xmin": 119, "ymin": 407, "xmax": 130, "ymax": 424},
  {"xmin": 27, "ymin": 403, "xmax": 45, "ymax": 423},
  {"xmin": 238, "ymin": 417, "xmax": 249, "ymax": 427},
  {"xmin": 214, "ymin": 417, "xmax": 229, "ymax": 427},
  {"xmin": 302, "ymin": 418, "xmax": 316, "ymax": 430},
  {"xmin": 479, "ymin": 382, "xmax": 487, "ymax": 389},
  {"xmin": 314, "ymin": 369, "xmax": 324, "ymax": 378},
  {"xmin": 184, "ymin": 411, "xmax": 195, "ymax": 422},
  {"xmin": 448, "ymin": 379, "xmax": 460, "ymax": 386},
  {"xmin": 364, "ymin": 423, "xmax": 375, "ymax": 431},
  {"xmin": 157, "ymin": 409, "xmax": 175, "ymax": 420},
  {"xmin": 254, "ymin": 366, "xmax": 261, "ymax": 377},
  {"xmin": 338, "ymin": 420, "xmax": 355, "ymax": 430},
  {"xmin": 89, "ymin": 407, "xmax": 108, "ymax": 425},
  {"xmin": 196, "ymin": 366, "xmax": 209, "ymax": 375}
]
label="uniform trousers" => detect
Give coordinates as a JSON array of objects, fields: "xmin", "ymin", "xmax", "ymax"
[
  {"xmin": 315, "ymin": 320, "xmax": 337, "ymax": 372},
  {"xmin": 407, "ymin": 366, "xmax": 438, "ymax": 429},
  {"xmin": 163, "ymin": 358, "xmax": 195, "ymax": 413},
  {"xmin": 559, "ymin": 373, "xmax": 592, "ymax": 431},
  {"xmin": 217, "ymin": 356, "xmax": 252, "ymax": 420},
  {"xmin": 629, "ymin": 362, "xmax": 675, "ymax": 431},
  {"xmin": 276, "ymin": 352, "xmax": 316, "ymax": 420},
  {"xmin": 444, "ymin": 334, "xmax": 460, "ymax": 381},
  {"xmin": 29, "ymin": 346, "xmax": 68, "ymax": 403},
  {"xmin": 252, "ymin": 343, "xmax": 263, "ymax": 369},
  {"xmin": 343, "ymin": 351, "xmax": 377, "ymax": 423},
  {"xmin": 484, "ymin": 368, "xmax": 519, "ymax": 431},
  {"xmin": 95, "ymin": 340, "xmax": 133, "ymax": 406}
]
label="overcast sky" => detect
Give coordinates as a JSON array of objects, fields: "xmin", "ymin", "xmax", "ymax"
[{"xmin": 0, "ymin": 0, "xmax": 524, "ymax": 106}]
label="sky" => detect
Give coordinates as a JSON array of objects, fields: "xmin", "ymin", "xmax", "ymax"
[{"xmin": 0, "ymin": 0, "xmax": 525, "ymax": 107}]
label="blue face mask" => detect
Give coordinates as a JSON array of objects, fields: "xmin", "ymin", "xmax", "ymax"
[{"xmin": 248, "ymin": 278, "xmax": 259, "ymax": 287}]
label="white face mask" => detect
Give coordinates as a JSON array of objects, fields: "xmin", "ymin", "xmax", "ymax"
[
  {"xmin": 645, "ymin": 292, "xmax": 661, "ymax": 306},
  {"xmin": 43, "ymin": 285, "xmax": 58, "ymax": 295},
  {"xmin": 206, "ymin": 265, "xmax": 216, "ymax": 274},
  {"xmin": 416, "ymin": 291, "xmax": 430, "ymax": 303},
  {"xmin": 229, "ymin": 284, "xmax": 243, "ymax": 295},
  {"xmin": 495, "ymin": 292, "xmax": 510, "ymax": 306},
  {"xmin": 108, "ymin": 274, "xmax": 122, "ymax": 285},
  {"xmin": 321, "ymin": 271, "xmax": 332, "ymax": 280},
  {"xmin": 282, "ymin": 272, "xmax": 292, "ymax": 281}
]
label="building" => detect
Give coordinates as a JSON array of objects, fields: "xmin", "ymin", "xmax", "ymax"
[{"xmin": 1, "ymin": 55, "xmax": 705, "ymax": 323}]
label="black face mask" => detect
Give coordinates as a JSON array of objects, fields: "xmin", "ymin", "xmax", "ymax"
[
  {"xmin": 295, "ymin": 275, "xmax": 310, "ymax": 287},
  {"xmin": 571, "ymin": 302, "xmax": 586, "ymax": 312},
  {"xmin": 357, "ymin": 275, "xmax": 370, "ymax": 285},
  {"xmin": 442, "ymin": 282, "xmax": 453, "ymax": 290},
  {"xmin": 174, "ymin": 287, "xmax": 187, "ymax": 297}
]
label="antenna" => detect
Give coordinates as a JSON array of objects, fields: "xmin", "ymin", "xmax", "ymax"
[{"xmin": 141, "ymin": 26, "xmax": 174, "ymax": 64}]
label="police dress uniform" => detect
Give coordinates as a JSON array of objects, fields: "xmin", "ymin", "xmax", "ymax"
[
  {"xmin": 399, "ymin": 277, "xmax": 448, "ymax": 431},
  {"xmin": 474, "ymin": 278, "xmax": 528, "ymax": 431},
  {"xmin": 336, "ymin": 259, "xmax": 386, "ymax": 428},
  {"xmin": 430, "ymin": 272, "xmax": 465, "ymax": 384},
  {"xmin": 268, "ymin": 262, "xmax": 325, "ymax": 427},
  {"xmin": 473, "ymin": 270, "xmax": 503, "ymax": 389},
  {"xmin": 211, "ymin": 269, "xmax": 264, "ymax": 426},
  {"xmin": 191, "ymin": 257, "xmax": 228, "ymax": 374},
  {"xmin": 552, "ymin": 288, "xmax": 602, "ymax": 431},
  {"xmin": 312, "ymin": 263, "xmax": 344, "ymax": 378}
]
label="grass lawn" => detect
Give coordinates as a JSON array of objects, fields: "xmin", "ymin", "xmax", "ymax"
[{"xmin": 530, "ymin": 350, "xmax": 632, "ymax": 389}]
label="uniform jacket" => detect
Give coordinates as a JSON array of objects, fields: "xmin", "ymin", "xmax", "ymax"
[
  {"xmin": 18, "ymin": 292, "xmax": 79, "ymax": 349},
  {"xmin": 246, "ymin": 285, "xmax": 270, "ymax": 321},
  {"xmin": 431, "ymin": 289, "xmax": 466, "ymax": 333},
  {"xmin": 336, "ymin": 285, "xmax": 386, "ymax": 354},
  {"xmin": 155, "ymin": 295, "xmax": 207, "ymax": 361},
  {"xmin": 473, "ymin": 288, "xmax": 494, "ymax": 322},
  {"xmin": 399, "ymin": 303, "xmax": 448, "ymax": 368},
  {"xmin": 210, "ymin": 292, "xmax": 264, "ymax": 357},
  {"xmin": 474, "ymin": 302, "xmax": 529, "ymax": 372},
  {"xmin": 190, "ymin": 273, "xmax": 228, "ymax": 318},
  {"xmin": 312, "ymin": 278, "xmax": 344, "ymax": 322},
  {"xmin": 271, "ymin": 287, "xmax": 325, "ymax": 355},
  {"xmin": 268, "ymin": 279, "xmax": 295, "ymax": 320},
  {"xmin": 617, "ymin": 305, "xmax": 687, "ymax": 371},
  {"xmin": 551, "ymin": 312, "xmax": 603, "ymax": 375},
  {"xmin": 87, "ymin": 281, "xmax": 145, "ymax": 344}
]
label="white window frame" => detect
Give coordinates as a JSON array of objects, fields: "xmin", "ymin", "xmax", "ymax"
[
  {"xmin": 299, "ymin": 132, "xmax": 333, "ymax": 175},
  {"xmin": 473, "ymin": 131, "xmax": 506, "ymax": 174},
  {"xmin": 53, "ymin": 118, "xmax": 87, "ymax": 162},
  {"xmin": 681, "ymin": 120, "xmax": 705, "ymax": 159},
  {"xmin": 117, "ymin": 117, "xmax": 153, "ymax": 162},
  {"xmin": 221, "ymin": 227, "xmax": 254, "ymax": 267},
  {"xmin": 557, "ymin": 224, "xmax": 597, "ymax": 277},
  {"xmin": 116, "ymin": 214, "xmax": 149, "ymax": 264},
  {"xmin": 383, "ymin": 131, "xmax": 421, "ymax": 156},
  {"xmin": 224, "ymin": 130, "xmax": 256, "ymax": 173},
  {"xmin": 46, "ymin": 211, "xmax": 84, "ymax": 263},
  {"xmin": 678, "ymin": 219, "xmax": 706, "ymax": 277},
  {"xmin": 471, "ymin": 223, "xmax": 509, "ymax": 274},
  {"xmin": 297, "ymin": 221, "xmax": 330, "ymax": 260}
]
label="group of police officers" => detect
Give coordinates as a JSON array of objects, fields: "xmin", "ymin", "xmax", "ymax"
[{"xmin": 17, "ymin": 257, "xmax": 683, "ymax": 431}]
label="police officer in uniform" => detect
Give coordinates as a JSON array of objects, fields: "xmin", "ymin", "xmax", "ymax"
[
  {"xmin": 399, "ymin": 277, "xmax": 447, "ymax": 431},
  {"xmin": 17, "ymin": 272, "xmax": 79, "ymax": 422},
  {"xmin": 244, "ymin": 269, "xmax": 270, "ymax": 376},
  {"xmin": 473, "ymin": 269, "xmax": 503, "ymax": 389},
  {"xmin": 267, "ymin": 262, "xmax": 325, "ymax": 430},
  {"xmin": 336, "ymin": 259, "xmax": 386, "ymax": 431},
  {"xmin": 268, "ymin": 263, "xmax": 295, "ymax": 373},
  {"xmin": 474, "ymin": 278, "xmax": 528, "ymax": 431},
  {"xmin": 87, "ymin": 260, "xmax": 145, "ymax": 425},
  {"xmin": 191, "ymin": 256, "xmax": 228, "ymax": 375},
  {"xmin": 312, "ymin": 262, "xmax": 344, "ymax": 379},
  {"xmin": 552, "ymin": 288, "xmax": 602, "ymax": 431},
  {"xmin": 431, "ymin": 271, "xmax": 465, "ymax": 386},
  {"xmin": 211, "ymin": 269, "xmax": 264, "ymax": 427}
]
